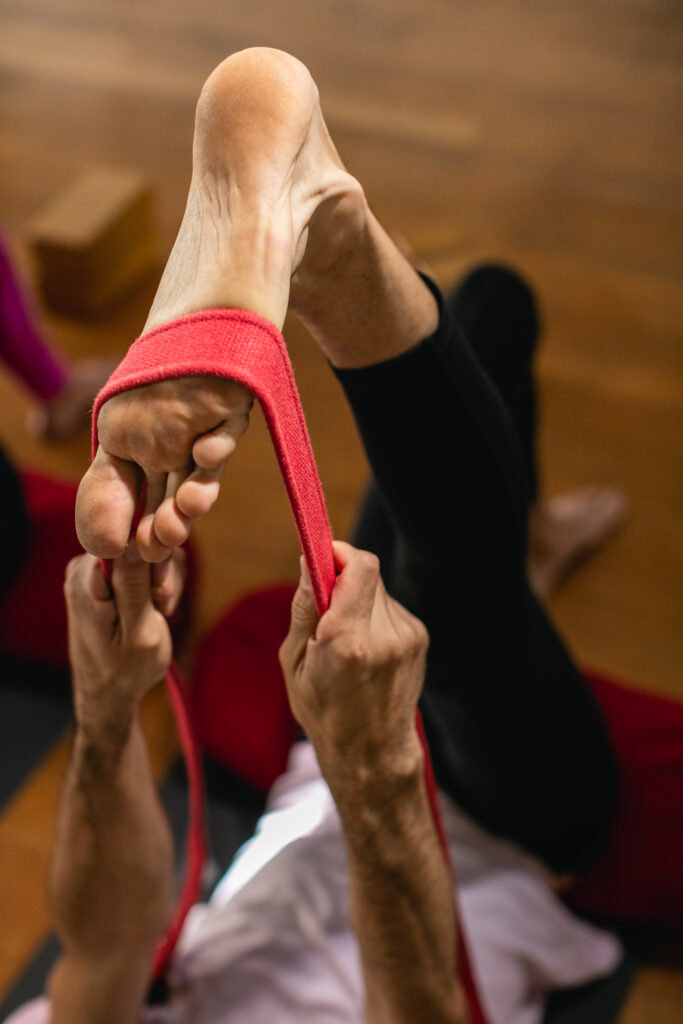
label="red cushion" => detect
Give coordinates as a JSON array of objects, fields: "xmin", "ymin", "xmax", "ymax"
[
  {"xmin": 191, "ymin": 584, "xmax": 299, "ymax": 791},
  {"xmin": 0, "ymin": 469, "xmax": 197, "ymax": 669},
  {"xmin": 566, "ymin": 670, "xmax": 683, "ymax": 927}
]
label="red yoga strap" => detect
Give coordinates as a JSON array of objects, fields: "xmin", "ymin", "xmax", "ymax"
[{"xmin": 91, "ymin": 308, "xmax": 487, "ymax": 1022}]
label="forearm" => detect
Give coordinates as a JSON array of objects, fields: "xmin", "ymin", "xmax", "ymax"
[
  {"xmin": 48, "ymin": 710, "xmax": 173, "ymax": 1023},
  {"xmin": 327, "ymin": 739, "xmax": 468, "ymax": 1024}
]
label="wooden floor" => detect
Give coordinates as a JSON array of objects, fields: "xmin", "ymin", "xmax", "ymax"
[{"xmin": 0, "ymin": 0, "xmax": 681, "ymax": 1018}]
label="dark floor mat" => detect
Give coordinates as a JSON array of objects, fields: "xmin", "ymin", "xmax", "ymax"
[
  {"xmin": 543, "ymin": 947, "xmax": 640, "ymax": 1024},
  {"xmin": 0, "ymin": 934, "xmax": 60, "ymax": 1021},
  {"xmin": 0, "ymin": 659, "xmax": 71, "ymax": 811}
]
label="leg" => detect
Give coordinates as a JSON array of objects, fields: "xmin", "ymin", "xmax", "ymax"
[
  {"xmin": 77, "ymin": 47, "xmax": 367, "ymax": 561},
  {"xmin": 75, "ymin": 49, "xmax": 617, "ymax": 871},
  {"xmin": 448, "ymin": 265, "xmax": 628, "ymax": 599},
  {"xmin": 447, "ymin": 264, "xmax": 540, "ymax": 503},
  {"xmin": 0, "ymin": 231, "xmax": 113, "ymax": 439},
  {"xmin": 0, "ymin": 230, "xmax": 68, "ymax": 402},
  {"xmin": 293, "ymin": 246, "xmax": 618, "ymax": 874},
  {"xmin": 351, "ymin": 262, "xmax": 540, "ymax": 579},
  {"xmin": 354, "ymin": 263, "xmax": 628, "ymax": 601}
]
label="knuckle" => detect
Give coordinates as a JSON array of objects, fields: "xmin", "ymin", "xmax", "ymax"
[
  {"xmin": 380, "ymin": 637, "xmax": 404, "ymax": 665},
  {"xmin": 357, "ymin": 550, "xmax": 380, "ymax": 577},
  {"xmin": 336, "ymin": 635, "xmax": 371, "ymax": 668},
  {"xmin": 129, "ymin": 628, "xmax": 161, "ymax": 656},
  {"xmin": 278, "ymin": 639, "xmax": 290, "ymax": 671},
  {"xmin": 407, "ymin": 615, "xmax": 429, "ymax": 652},
  {"xmin": 64, "ymin": 557, "xmax": 79, "ymax": 584},
  {"xmin": 415, "ymin": 620, "xmax": 429, "ymax": 650},
  {"xmin": 315, "ymin": 610, "xmax": 340, "ymax": 645},
  {"xmin": 63, "ymin": 554, "xmax": 87, "ymax": 593}
]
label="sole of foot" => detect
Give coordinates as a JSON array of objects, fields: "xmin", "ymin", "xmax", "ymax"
[
  {"xmin": 78, "ymin": 48, "xmax": 366, "ymax": 562},
  {"xmin": 145, "ymin": 46, "xmax": 364, "ymax": 333}
]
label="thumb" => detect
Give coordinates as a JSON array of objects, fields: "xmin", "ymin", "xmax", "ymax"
[
  {"xmin": 110, "ymin": 540, "xmax": 155, "ymax": 627},
  {"xmin": 285, "ymin": 556, "xmax": 320, "ymax": 653}
]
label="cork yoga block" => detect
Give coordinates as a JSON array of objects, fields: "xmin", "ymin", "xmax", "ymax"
[{"xmin": 27, "ymin": 167, "xmax": 158, "ymax": 316}]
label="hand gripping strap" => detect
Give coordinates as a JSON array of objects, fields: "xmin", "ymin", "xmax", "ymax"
[{"xmin": 91, "ymin": 309, "xmax": 487, "ymax": 1022}]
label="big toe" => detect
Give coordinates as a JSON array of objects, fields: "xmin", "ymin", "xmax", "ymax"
[{"xmin": 75, "ymin": 450, "xmax": 141, "ymax": 557}]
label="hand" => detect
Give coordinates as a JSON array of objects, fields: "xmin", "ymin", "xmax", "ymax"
[
  {"xmin": 75, "ymin": 375, "xmax": 254, "ymax": 562},
  {"xmin": 63, "ymin": 543, "xmax": 186, "ymax": 742},
  {"xmin": 279, "ymin": 541, "xmax": 429, "ymax": 788}
]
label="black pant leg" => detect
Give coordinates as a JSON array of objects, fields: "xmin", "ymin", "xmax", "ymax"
[
  {"xmin": 351, "ymin": 263, "xmax": 540, "ymax": 564},
  {"xmin": 447, "ymin": 263, "xmax": 540, "ymax": 503},
  {"xmin": 336, "ymin": 276, "xmax": 617, "ymax": 874}
]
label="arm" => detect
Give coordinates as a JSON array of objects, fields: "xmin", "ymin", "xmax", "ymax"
[
  {"xmin": 47, "ymin": 546, "xmax": 185, "ymax": 1024},
  {"xmin": 279, "ymin": 542, "xmax": 469, "ymax": 1024},
  {"xmin": 336, "ymin": 744, "xmax": 467, "ymax": 1024}
]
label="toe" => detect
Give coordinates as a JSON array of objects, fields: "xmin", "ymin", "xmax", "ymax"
[
  {"xmin": 154, "ymin": 497, "xmax": 192, "ymax": 549},
  {"xmin": 176, "ymin": 467, "xmax": 223, "ymax": 519},
  {"xmin": 136, "ymin": 514, "xmax": 174, "ymax": 563},
  {"xmin": 151, "ymin": 549, "xmax": 186, "ymax": 617},
  {"xmin": 76, "ymin": 449, "xmax": 141, "ymax": 558}
]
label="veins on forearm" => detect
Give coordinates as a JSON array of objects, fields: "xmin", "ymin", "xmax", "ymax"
[
  {"xmin": 50, "ymin": 716, "xmax": 173, "ymax": 955},
  {"xmin": 334, "ymin": 762, "xmax": 464, "ymax": 1024}
]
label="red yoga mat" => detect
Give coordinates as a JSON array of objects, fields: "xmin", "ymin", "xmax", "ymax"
[{"xmin": 91, "ymin": 309, "xmax": 487, "ymax": 1021}]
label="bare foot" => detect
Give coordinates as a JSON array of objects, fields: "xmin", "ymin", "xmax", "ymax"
[
  {"xmin": 28, "ymin": 357, "xmax": 118, "ymax": 441},
  {"xmin": 76, "ymin": 47, "xmax": 362, "ymax": 561},
  {"xmin": 528, "ymin": 485, "xmax": 628, "ymax": 600}
]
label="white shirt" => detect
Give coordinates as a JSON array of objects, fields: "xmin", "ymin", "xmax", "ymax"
[{"xmin": 6, "ymin": 742, "xmax": 621, "ymax": 1024}]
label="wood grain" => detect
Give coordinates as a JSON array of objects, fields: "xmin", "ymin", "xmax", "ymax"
[{"xmin": 0, "ymin": 0, "xmax": 681, "ymax": 1016}]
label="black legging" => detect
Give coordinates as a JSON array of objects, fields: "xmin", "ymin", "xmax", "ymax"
[{"xmin": 338, "ymin": 266, "xmax": 618, "ymax": 875}]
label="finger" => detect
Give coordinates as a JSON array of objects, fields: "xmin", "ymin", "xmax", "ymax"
[
  {"xmin": 110, "ymin": 540, "xmax": 155, "ymax": 626},
  {"xmin": 64, "ymin": 553, "xmax": 100, "ymax": 610},
  {"xmin": 379, "ymin": 588, "xmax": 428, "ymax": 660},
  {"xmin": 64, "ymin": 554, "xmax": 116, "ymax": 635},
  {"xmin": 136, "ymin": 472, "xmax": 173, "ymax": 562},
  {"xmin": 89, "ymin": 557, "xmax": 113, "ymax": 604},
  {"xmin": 324, "ymin": 541, "xmax": 380, "ymax": 628},
  {"xmin": 75, "ymin": 448, "xmax": 142, "ymax": 558},
  {"xmin": 281, "ymin": 557, "xmax": 320, "ymax": 668},
  {"xmin": 151, "ymin": 548, "xmax": 186, "ymax": 617}
]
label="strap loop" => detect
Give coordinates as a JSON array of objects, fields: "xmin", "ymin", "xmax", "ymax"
[{"xmin": 91, "ymin": 309, "xmax": 487, "ymax": 1022}]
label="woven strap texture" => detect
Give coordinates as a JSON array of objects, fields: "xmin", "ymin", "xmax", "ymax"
[{"xmin": 91, "ymin": 309, "xmax": 487, "ymax": 1021}]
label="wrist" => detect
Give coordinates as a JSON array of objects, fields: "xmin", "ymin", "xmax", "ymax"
[
  {"xmin": 320, "ymin": 732, "xmax": 425, "ymax": 819},
  {"xmin": 74, "ymin": 686, "xmax": 136, "ymax": 762}
]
